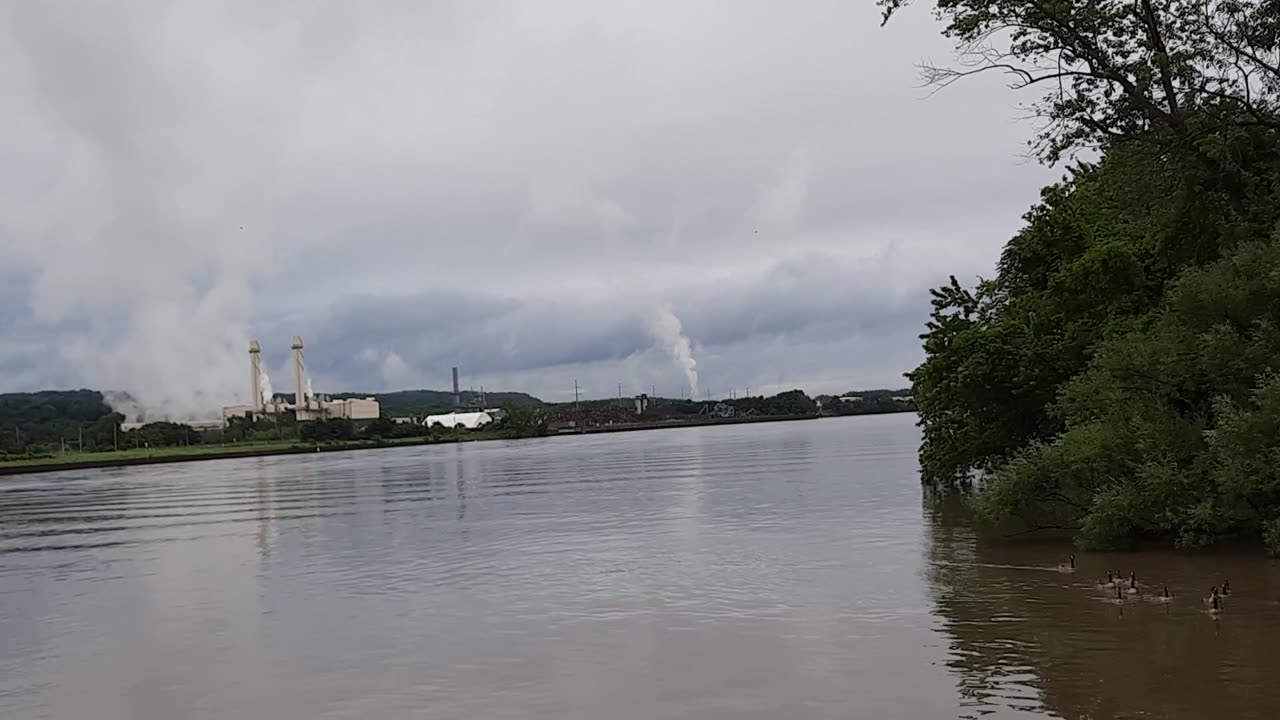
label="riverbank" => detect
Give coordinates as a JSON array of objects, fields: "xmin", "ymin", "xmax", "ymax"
[
  {"xmin": 0, "ymin": 414, "xmax": 821, "ymax": 477},
  {"xmin": 0, "ymin": 438, "xmax": 425, "ymax": 477},
  {"xmin": 553, "ymin": 413, "xmax": 818, "ymax": 435}
]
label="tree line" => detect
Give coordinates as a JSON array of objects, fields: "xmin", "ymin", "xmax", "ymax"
[
  {"xmin": 0, "ymin": 389, "xmax": 454, "ymax": 459},
  {"xmin": 815, "ymin": 390, "xmax": 916, "ymax": 416},
  {"xmin": 885, "ymin": 0, "xmax": 1280, "ymax": 551}
]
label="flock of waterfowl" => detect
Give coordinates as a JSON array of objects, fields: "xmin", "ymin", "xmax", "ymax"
[{"xmin": 1055, "ymin": 553, "xmax": 1231, "ymax": 616}]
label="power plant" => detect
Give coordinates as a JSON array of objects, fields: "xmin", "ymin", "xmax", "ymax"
[{"xmin": 223, "ymin": 337, "xmax": 379, "ymax": 424}]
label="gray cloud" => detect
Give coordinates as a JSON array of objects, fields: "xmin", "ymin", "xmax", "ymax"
[
  {"xmin": 251, "ymin": 250, "xmax": 931, "ymax": 401},
  {"xmin": 0, "ymin": 1, "xmax": 1057, "ymax": 416}
]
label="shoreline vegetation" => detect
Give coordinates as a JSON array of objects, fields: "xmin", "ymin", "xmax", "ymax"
[
  {"xmin": 885, "ymin": 1, "xmax": 1280, "ymax": 553},
  {"xmin": 0, "ymin": 414, "xmax": 824, "ymax": 477},
  {"xmin": 0, "ymin": 387, "xmax": 914, "ymax": 477}
]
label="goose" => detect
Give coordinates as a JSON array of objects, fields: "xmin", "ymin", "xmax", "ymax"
[
  {"xmin": 1056, "ymin": 553, "xmax": 1077, "ymax": 573},
  {"xmin": 1221, "ymin": 579, "xmax": 1232, "ymax": 596},
  {"xmin": 1204, "ymin": 586, "xmax": 1220, "ymax": 606},
  {"xmin": 1127, "ymin": 572, "xmax": 1140, "ymax": 595},
  {"xmin": 1108, "ymin": 585, "xmax": 1126, "ymax": 605},
  {"xmin": 1155, "ymin": 585, "xmax": 1173, "ymax": 603},
  {"xmin": 1097, "ymin": 571, "xmax": 1117, "ymax": 589},
  {"xmin": 1208, "ymin": 592, "xmax": 1223, "ymax": 615}
]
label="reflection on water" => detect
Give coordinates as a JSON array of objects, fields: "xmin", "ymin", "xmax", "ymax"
[
  {"xmin": 925, "ymin": 494, "xmax": 1280, "ymax": 720},
  {"xmin": 1, "ymin": 414, "xmax": 1277, "ymax": 719}
]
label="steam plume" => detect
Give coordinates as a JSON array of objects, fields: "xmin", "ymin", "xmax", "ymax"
[
  {"xmin": 260, "ymin": 370, "xmax": 274, "ymax": 406},
  {"xmin": 1, "ymin": 5, "xmax": 304, "ymax": 420},
  {"xmin": 648, "ymin": 304, "xmax": 699, "ymax": 394}
]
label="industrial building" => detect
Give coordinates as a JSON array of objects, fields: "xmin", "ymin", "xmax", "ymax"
[
  {"xmin": 423, "ymin": 411, "xmax": 495, "ymax": 430},
  {"xmin": 222, "ymin": 337, "xmax": 380, "ymax": 424}
]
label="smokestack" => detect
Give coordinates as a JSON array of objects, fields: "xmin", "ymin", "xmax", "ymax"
[
  {"xmin": 249, "ymin": 340, "xmax": 263, "ymax": 413},
  {"xmin": 292, "ymin": 336, "xmax": 305, "ymax": 410},
  {"xmin": 452, "ymin": 366, "xmax": 460, "ymax": 407}
]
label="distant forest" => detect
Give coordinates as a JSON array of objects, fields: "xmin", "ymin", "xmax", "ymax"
[
  {"xmin": 0, "ymin": 385, "xmax": 910, "ymax": 458},
  {"xmin": 0, "ymin": 390, "xmax": 119, "ymax": 454},
  {"xmin": 0, "ymin": 388, "xmax": 544, "ymax": 457},
  {"xmin": 326, "ymin": 389, "xmax": 543, "ymax": 417},
  {"xmin": 815, "ymin": 389, "xmax": 916, "ymax": 416}
]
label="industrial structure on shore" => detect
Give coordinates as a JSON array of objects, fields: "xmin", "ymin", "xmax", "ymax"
[
  {"xmin": 222, "ymin": 337, "xmax": 380, "ymax": 424},
  {"xmin": 416, "ymin": 365, "xmax": 503, "ymax": 428}
]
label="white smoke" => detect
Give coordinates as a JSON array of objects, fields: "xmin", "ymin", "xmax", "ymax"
[
  {"xmin": 648, "ymin": 304, "xmax": 699, "ymax": 395},
  {"xmin": 0, "ymin": 5, "xmax": 307, "ymax": 420},
  {"xmin": 305, "ymin": 376, "xmax": 314, "ymax": 400},
  {"xmin": 260, "ymin": 370, "xmax": 274, "ymax": 406}
]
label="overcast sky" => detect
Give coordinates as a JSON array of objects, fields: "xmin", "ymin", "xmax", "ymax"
[{"xmin": 0, "ymin": 1, "xmax": 1058, "ymax": 417}]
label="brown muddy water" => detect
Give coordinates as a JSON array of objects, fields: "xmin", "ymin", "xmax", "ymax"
[{"xmin": 2, "ymin": 413, "xmax": 1278, "ymax": 719}]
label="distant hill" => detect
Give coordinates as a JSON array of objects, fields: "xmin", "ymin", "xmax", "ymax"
[
  {"xmin": 0, "ymin": 389, "xmax": 117, "ymax": 453},
  {"xmin": 837, "ymin": 388, "xmax": 912, "ymax": 399},
  {"xmin": 327, "ymin": 389, "xmax": 544, "ymax": 417}
]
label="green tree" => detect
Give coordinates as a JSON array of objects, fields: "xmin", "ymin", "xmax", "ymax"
[
  {"xmin": 878, "ymin": 0, "xmax": 1280, "ymax": 164},
  {"xmin": 299, "ymin": 418, "xmax": 355, "ymax": 443},
  {"xmin": 497, "ymin": 403, "xmax": 548, "ymax": 438},
  {"xmin": 888, "ymin": 0, "xmax": 1280, "ymax": 550}
]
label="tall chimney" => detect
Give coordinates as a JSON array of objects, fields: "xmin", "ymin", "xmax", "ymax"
[
  {"xmin": 249, "ymin": 340, "xmax": 263, "ymax": 413},
  {"xmin": 292, "ymin": 336, "xmax": 306, "ymax": 411},
  {"xmin": 452, "ymin": 366, "xmax": 460, "ymax": 407}
]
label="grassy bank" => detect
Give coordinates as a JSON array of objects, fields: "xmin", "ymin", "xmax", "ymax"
[
  {"xmin": 0, "ymin": 437, "xmax": 434, "ymax": 476},
  {"xmin": 0, "ymin": 414, "xmax": 821, "ymax": 477}
]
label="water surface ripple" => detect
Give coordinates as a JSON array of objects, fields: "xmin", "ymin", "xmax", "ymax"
[{"xmin": 2, "ymin": 414, "xmax": 1278, "ymax": 719}]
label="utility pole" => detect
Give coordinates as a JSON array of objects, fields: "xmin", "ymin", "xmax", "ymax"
[
  {"xmin": 78, "ymin": 426, "xmax": 83, "ymax": 453},
  {"xmin": 113, "ymin": 423, "xmax": 118, "ymax": 452},
  {"xmin": 573, "ymin": 379, "xmax": 581, "ymax": 428},
  {"xmin": 618, "ymin": 382, "xmax": 623, "ymax": 409}
]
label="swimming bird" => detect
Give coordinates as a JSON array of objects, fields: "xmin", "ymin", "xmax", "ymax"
[
  {"xmin": 1204, "ymin": 586, "xmax": 1220, "ymax": 605},
  {"xmin": 1097, "ymin": 571, "xmax": 1117, "ymax": 589},
  {"xmin": 1155, "ymin": 585, "xmax": 1173, "ymax": 603},
  {"xmin": 1221, "ymin": 579, "xmax": 1232, "ymax": 596},
  {"xmin": 1056, "ymin": 553, "xmax": 1077, "ymax": 573},
  {"xmin": 1208, "ymin": 593, "xmax": 1223, "ymax": 615},
  {"xmin": 1127, "ymin": 572, "xmax": 1139, "ymax": 595},
  {"xmin": 1108, "ymin": 585, "xmax": 1126, "ymax": 605}
]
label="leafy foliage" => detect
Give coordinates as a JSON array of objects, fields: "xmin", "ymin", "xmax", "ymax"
[
  {"xmin": 879, "ymin": 0, "xmax": 1280, "ymax": 163},
  {"xmin": 496, "ymin": 403, "xmax": 549, "ymax": 439},
  {"xmin": 728, "ymin": 390, "xmax": 819, "ymax": 416},
  {"xmin": 299, "ymin": 418, "xmax": 355, "ymax": 443},
  {"xmin": 0, "ymin": 390, "xmax": 117, "ymax": 454},
  {"xmin": 896, "ymin": 0, "xmax": 1280, "ymax": 549}
]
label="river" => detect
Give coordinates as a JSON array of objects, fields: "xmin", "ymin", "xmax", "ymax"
[{"xmin": 2, "ymin": 414, "xmax": 1278, "ymax": 719}]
